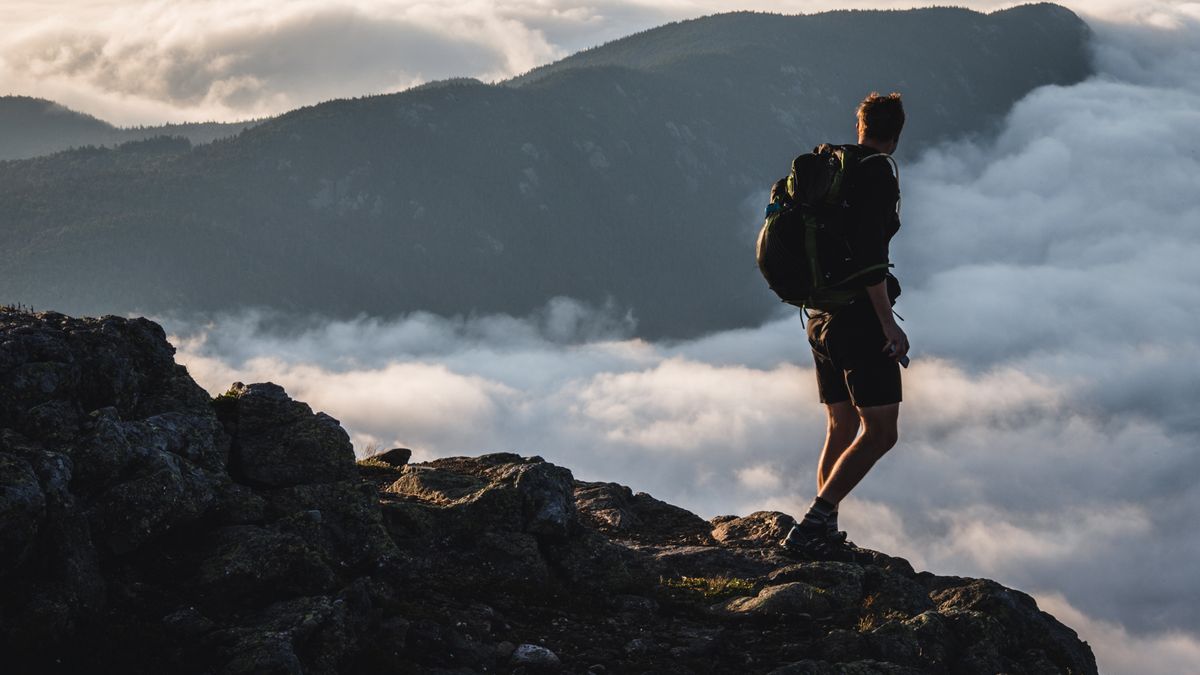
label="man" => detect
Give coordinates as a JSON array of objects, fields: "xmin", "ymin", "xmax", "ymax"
[{"xmin": 781, "ymin": 91, "xmax": 909, "ymax": 556}]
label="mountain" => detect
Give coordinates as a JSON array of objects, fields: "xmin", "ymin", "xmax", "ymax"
[
  {"xmin": 0, "ymin": 95, "xmax": 258, "ymax": 161},
  {"xmin": 0, "ymin": 4, "xmax": 1092, "ymax": 338},
  {"xmin": 0, "ymin": 307, "xmax": 1098, "ymax": 673}
]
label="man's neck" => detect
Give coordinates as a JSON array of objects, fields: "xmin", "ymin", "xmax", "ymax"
[{"xmin": 858, "ymin": 136, "xmax": 895, "ymax": 154}]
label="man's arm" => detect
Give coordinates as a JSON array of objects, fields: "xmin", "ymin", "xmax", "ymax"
[{"xmin": 865, "ymin": 279, "xmax": 908, "ymax": 360}]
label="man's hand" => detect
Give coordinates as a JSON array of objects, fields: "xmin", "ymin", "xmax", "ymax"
[
  {"xmin": 864, "ymin": 279, "xmax": 909, "ymax": 362},
  {"xmin": 881, "ymin": 321, "xmax": 909, "ymax": 361}
]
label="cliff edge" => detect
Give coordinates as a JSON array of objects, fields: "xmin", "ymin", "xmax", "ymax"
[{"xmin": 0, "ymin": 309, "xmax": 1097, "ymax": 674}]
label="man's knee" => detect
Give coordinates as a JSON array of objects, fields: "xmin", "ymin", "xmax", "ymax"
[
  {"xmin": 864, "ymin": 426, "xmax": 898, "ymax": 451},
  {"xmin": 858, "ymin": 404, "xmax": 900, "ymax": 451}
]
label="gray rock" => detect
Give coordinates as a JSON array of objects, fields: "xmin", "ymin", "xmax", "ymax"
[
  {"xmin": 715, "ymin": 581, "xmax": 830, "ymax": 619},
  {"xmin": 769, "ymin": 562, "xmax": 865, "ymax": 614},
  {"xmin": 196, "ymin": 524, "xmax": 338, "ymax": 599},
  {"xmin": 511, "ymin": 643, "xmax": 561, "ymax": 670},
  {"xmin": 387, "ymin": 453, "xmax": 577, "ymax": 539},
  {"xmin": 215, "ymin": 382, "xmax": 357, "ymax": 488},
  {"xmin": 710, "ymin": 510, "xmax": 795, "ymax": 547},
  {"xmin": 574, "ymin": 480, "xmax": 714, "ymax": 544},
  {"xmin": 374, "ymin": 447, "xmax": 412, "ymax": 466},
  {"xmin": 0, "ymin": 452, "xmax": 46, "ymax": 574},
  {"xmin": 87, "ymin": 448, "xmax": 218, "ymax": 553}
]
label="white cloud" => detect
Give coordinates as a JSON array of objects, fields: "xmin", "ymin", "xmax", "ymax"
[
  {"xmin": 736, "ymin": 464, "xmax": 784, "ymax": 491},
  {"xmin": 1035, "ymin": 593, "xmax": 1200, "ymax": 675},
  {"xmin": 7, "ymin": 1, "xmax": 1197, "ymax": 124}
]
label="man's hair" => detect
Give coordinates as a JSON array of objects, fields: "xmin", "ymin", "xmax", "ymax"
[{"xmin": 857, "ymin": 92, "xmax": 905, "ymax": 142}]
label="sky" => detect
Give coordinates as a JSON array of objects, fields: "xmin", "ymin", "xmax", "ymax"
[
  {"xmin": 0, "ymin": 0, "xmax": 1193, "ymax": 125},
  {"xmin": 7, "ymin": 0, "xmax": 1199, "ymax": 672}
]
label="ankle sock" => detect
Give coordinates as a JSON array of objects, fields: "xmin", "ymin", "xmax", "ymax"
[
  {"xmin": 827, "ymin": 507, "xmax": 839, "ymax": 533},
  {"xmin": 797, "ymin": 496, "xmax": 836, "ymax": 531}
]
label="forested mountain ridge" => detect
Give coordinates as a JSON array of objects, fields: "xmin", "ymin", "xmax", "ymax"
[
  {"xmin": 0, "ymin": 95, "xmax": 256, "ymax": 161},
  {"xmin": 0, "ymin": 4, "xmax": 1091, "ymax": 338}
]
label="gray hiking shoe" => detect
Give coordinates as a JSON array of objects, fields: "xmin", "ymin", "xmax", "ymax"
[{"xmin": 780, "ymin": 524, "xmax": 859, "ymax": 562}]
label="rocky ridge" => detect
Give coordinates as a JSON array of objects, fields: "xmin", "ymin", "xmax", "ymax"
[{"xmin": 0, "ymin": 309, "xmax": 1097, "ymax": 674}]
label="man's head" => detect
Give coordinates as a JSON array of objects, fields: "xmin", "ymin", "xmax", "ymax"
[{"xmin": 856, "ymin": 91, "xmax": 905, "ymax": 154}]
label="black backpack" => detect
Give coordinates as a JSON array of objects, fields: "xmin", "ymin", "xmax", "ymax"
[{"xmin": 755, "ymin": 143, "xmax": 895, "ymax": 311}]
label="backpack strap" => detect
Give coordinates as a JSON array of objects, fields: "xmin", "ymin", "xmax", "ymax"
[{"xmin": 857, "ymin": 152, "xmax": 901, "ymax": 217}]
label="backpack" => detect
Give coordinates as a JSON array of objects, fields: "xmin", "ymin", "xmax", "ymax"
[{"xmin": 755, "ymin": 143, "xmax": 896, "ymax": 311}]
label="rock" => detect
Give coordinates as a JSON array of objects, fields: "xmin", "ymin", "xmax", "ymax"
[
  {"xmin": 816, "ymin": 628, "xmax": 865, "ymax": 663},
  {"xmin": 574, "ymin": 480, "xmax": 715, "ymax": 545},
  {"xmin": 650, "ymin": 544, "xmax": 778, "ymax": 579},
  {"xmin": 387, "ymin": 453, "xmax": 576, "ymax": 539},
  {"xmin": 613, "ymin": 594, "xmax": 658, "ymax": 616},
  {"xmin": 511, "ymin": 643, "xmax": 561, "ymax": 671},
  {"xmin": 215, "ymin": 382, "xmax": 356, "ymax": 488},
  {"xmin": 261, "ymin": 479, "xmax": 398, "ymax": 571},
  {"xmin": 373, "ymin": 447, "xmax": 412, "ymax": 466},
  {"xmin": 710, "ymin": 510, "xmax": 796, "ymax": 548},
  {"xmin": 624, "ymin": 637, "xmax": 656, "ymax": 654},
  {"xmin": 0, "ymin": 308, "xmax": 1100, "ymax": 675},
  {"xmin": 196, "ymin": 525, "xmax": 339, "ymax": 599},
  {"xmin": 715, "ymin": 582, "xmax": 830, "ymax": 619},
  {"xmin": 541, "ymin": 528, "xmax": 648, "ymax": 592},
  {"xmin": 924, "ymin": 577, "xmax": 1097, "ymax": 673},
  {"xmin": 88, "ymin": 449, "xmax": 219, "ymax": 554},
  {"xmin": 768, "ymin": 562, "xmax": 865, "ymax": 615},
  {"xmin": 0, "ymin": 452, "xmax": 45, "ymax": 574},
  {"xmin": 861, "ymin": 566, "xmax": 933, "ymax": 618},
  {"xmin": 769, "ymin": 660, "xmax": 926, "ymax": 674}
]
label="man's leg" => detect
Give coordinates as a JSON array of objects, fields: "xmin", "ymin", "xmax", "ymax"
[
  {"xmin": 817, "ymin": 403, "xmax": 899, "ymax": 505},
  {"xmin": 817, "ymin": 401, "xmax": 860, "ymax": 492}
]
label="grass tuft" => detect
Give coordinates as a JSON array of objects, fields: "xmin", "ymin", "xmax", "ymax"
[{"xmin": 659, "ymin": 575, "xmax": 756, "ymax": 603}]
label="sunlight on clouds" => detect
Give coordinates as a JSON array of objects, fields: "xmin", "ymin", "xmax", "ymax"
[
  {"xmin": 1035, "ymin": 592, "xmax": 1200, "ymax": 675},
  {"xmin": 176, "ymin": 346, "xmax": 516, "ymax": 456},
  {"xmin": 735, "ymin": 464, "xmax": 783, "ymax": 491},
  {"xmin": 6, "ymin": 1, "xmax": 1194, "ymax": 124},
  {"xmin": 569, "ymin": 359, "xmax": 810, "ymax": 451},
  {"xmin": 929, "ymin": 504, "xmax": 1151, "ymax": 571}
]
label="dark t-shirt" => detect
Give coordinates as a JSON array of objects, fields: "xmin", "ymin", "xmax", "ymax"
[{"xmin": 841, "ymin": 144, "xmax": 901, "ymax": 290}]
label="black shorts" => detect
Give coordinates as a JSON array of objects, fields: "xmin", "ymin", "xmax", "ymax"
[{"xmin": 807, "ymin": 301, "xmax": 902, "ymax": 408}]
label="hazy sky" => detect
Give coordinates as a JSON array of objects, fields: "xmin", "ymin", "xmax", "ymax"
[{"xmin": 1, "ymin": 0, "xmax": 1194, "ymax": 125}]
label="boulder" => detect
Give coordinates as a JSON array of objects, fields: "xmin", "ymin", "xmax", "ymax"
[
  {"xmin": 574, "ymin": 480, "xmax": 715, "ymax": 545},
  {"xmin": 0, "ymin": 452, "xmax": 45, "ymax": 574},
  {"xmin": 373, "ymin": 447, "xmax": 412, "ymax": 466},
  {"xmin": 711, "ymin": 510, "xmax": 795, "ymax": 547},
  {"xmin": 386, "ymin": 453, "xmax": 576, "ymax": 539},
  {"xmin": 714, "ymin": 581, "xmax": 830, "ymax": 619},
  {"xmin": 511, "ymin": 643, "xmax": 562, "ymax": 671},
  {"xmin": 215, "ymin": 382, "xmax": 356, "ymax": 488},
  {"xmin": 768, "ymin": 562, "xmax": 865, "ymax": 616},
  {"xmin": 196, "ymin": 524, "xmax": 339, "ymax": 600}
]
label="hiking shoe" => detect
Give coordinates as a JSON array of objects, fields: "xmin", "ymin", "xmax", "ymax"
[
  {"xmin": 780, "ymin": 525, "xmax": 859, "ymax": 562},
  {"xmin": 827, "ymin": 529, "xmax": 855, "ymax": 547}
]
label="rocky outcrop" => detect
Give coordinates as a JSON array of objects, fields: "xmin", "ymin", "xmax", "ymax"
[{"xmin": 0, "ymin": 309, "xmax": 1098, "ymax": 674}]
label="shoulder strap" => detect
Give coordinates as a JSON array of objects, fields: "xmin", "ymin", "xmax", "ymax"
[{"xmin": 850, "ymin": 151, "xmax": 901, "ymax": 218}]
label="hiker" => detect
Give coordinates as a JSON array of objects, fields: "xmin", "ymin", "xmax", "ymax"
[{"xmin": 779, "ymin": 92, "xmax": 908, "ymax": 556}]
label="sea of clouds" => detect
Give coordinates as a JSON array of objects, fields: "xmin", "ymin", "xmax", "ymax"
[{"xmin": 93, "ymin": 2, "xmax": 1194, "ymax": 672}]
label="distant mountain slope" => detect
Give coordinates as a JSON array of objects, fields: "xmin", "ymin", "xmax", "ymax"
[
  {"xmin": 0, "ymin": 96, "xmax": 257, "ymax": 161},
  {"xmin": 0, "ymin": 4, "xmax": 1091, "ymax": 338}
]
